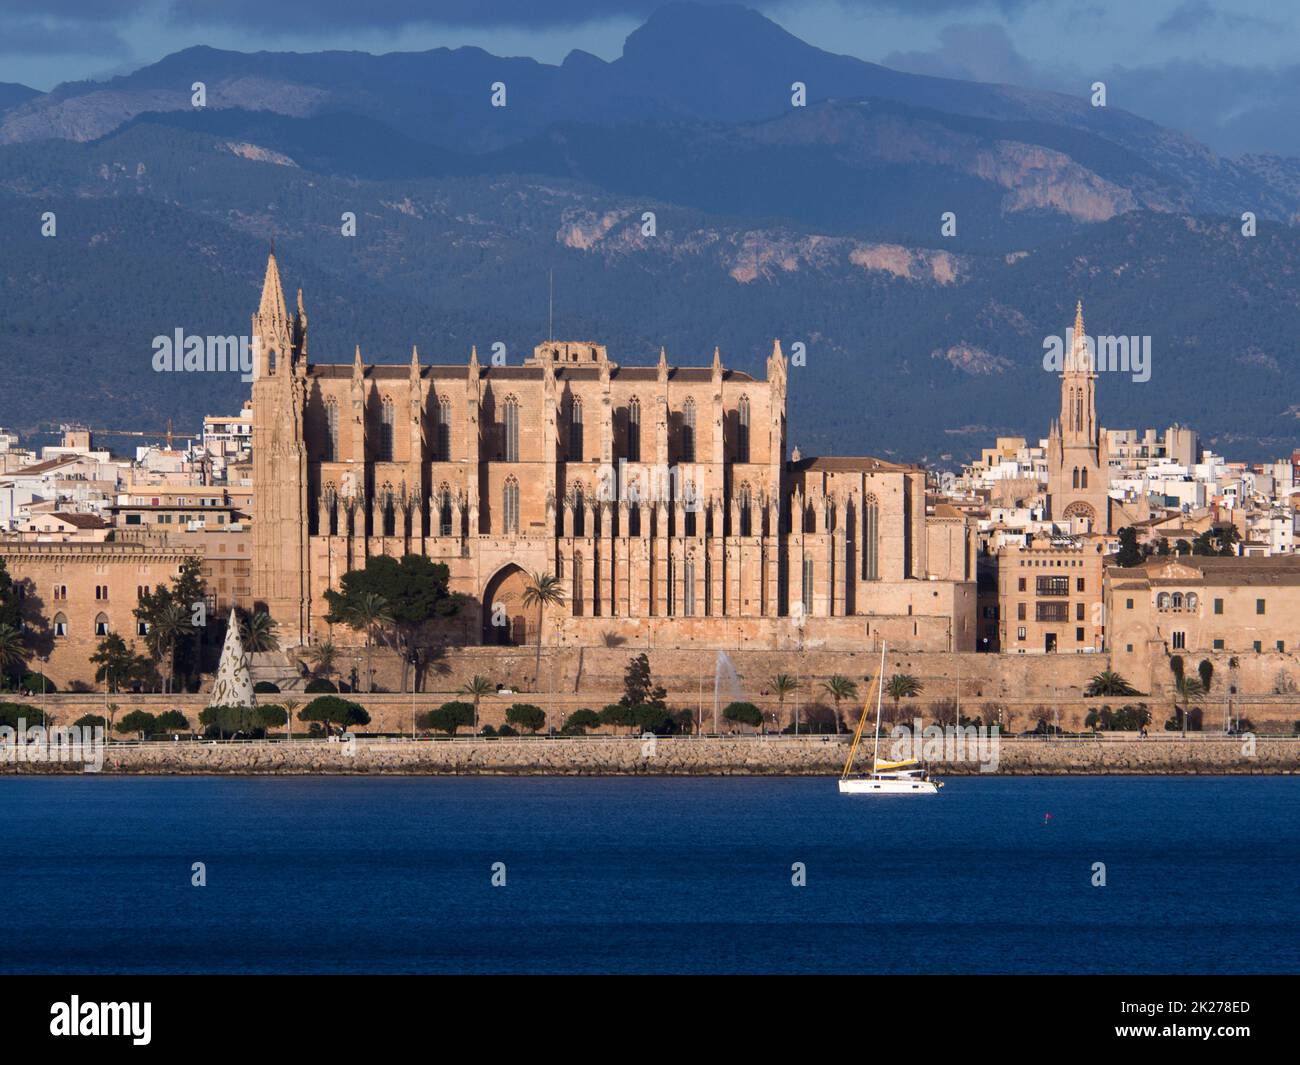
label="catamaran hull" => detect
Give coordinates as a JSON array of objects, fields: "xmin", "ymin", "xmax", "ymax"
[{"xmin": 838, "ymin": 778, "xmax": 941, "ymax": 795}]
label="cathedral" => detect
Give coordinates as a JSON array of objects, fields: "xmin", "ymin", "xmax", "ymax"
[
  {"xmin": 249, "ymin": 252, "xmax": 977, "ymax": 652},
  {"xmin": 1046, "ymin": 302, "xmax": 1112, "ymax": 532}
]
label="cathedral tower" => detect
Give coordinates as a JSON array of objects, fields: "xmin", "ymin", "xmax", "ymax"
[
  {"xmin": 1046, "ymin": 301, "xmax": 1110, "ymax": 532},
  {"xmin": 250, "ymin": 250, "xmax": 312, "ymax": 644}
]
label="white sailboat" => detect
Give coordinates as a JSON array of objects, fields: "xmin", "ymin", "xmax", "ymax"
[{"xmin": 838, "ymin": 642, "xmax": 942, "ymax": 795}]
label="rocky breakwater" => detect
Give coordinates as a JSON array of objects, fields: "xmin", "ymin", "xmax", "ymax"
[{"xmin": 3, "ymin": 735, "xmax": 1298, "ymax": 775}]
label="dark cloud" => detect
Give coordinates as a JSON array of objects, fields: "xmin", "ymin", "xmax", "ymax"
[
  {"xmin": 0, "ymin": 17, "xmax": 130, "ymax": 56},
  {"xmin": 0, "ymin": 0, "xmax": 143, "ymax": 19},
  {"xmin": 1157, "ymin": 1, "xmax": 1282, "ymax": 35},
  {"xmin": 882, "ymin": 23, "xmax": 1048, "ymax": 87}
]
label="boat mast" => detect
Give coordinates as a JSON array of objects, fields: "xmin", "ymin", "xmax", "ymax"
[{"xmin": 871, "ymin": 642, "xmax": 886, "ymax": 771}]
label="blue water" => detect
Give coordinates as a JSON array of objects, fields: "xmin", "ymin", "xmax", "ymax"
[{"xmin": 0, "ymin": 776, "xmax": 1296, "ymax": 974}]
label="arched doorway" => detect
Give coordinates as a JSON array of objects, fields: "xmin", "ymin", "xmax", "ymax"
[{"xmin": 482, "ymin": 564, "xmax": 531, "ymax": 645}]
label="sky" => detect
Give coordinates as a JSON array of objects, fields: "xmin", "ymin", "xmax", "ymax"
[{"xmin": 0, "ymin": 0, "xmax": 1296, "ymax": 157}]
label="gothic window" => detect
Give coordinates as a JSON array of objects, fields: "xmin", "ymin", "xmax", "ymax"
[
  {"xmin": 504, "ymin": 396, "xmax": 520, "ymax": 462},
  {"xmin": 1080, "ymin": 467, "xmax": 1088, "ymax": 489},
  {"xmin": 503, "ymin": 477, "xmax": 520, "ymax": 534},
  {"xmin": 325, "ymin": 399, "xmax": 339, "ymax": 462},
  {"xmin": 570, "ymin": 397, "xmax": 583, "ymax": 459},
  {"xmin": 1075, "ymin": 391, "xmax": 1083, "ymax": 433},
  {"xmin": 382, "ymin": 485, "xmax": 396, "ymax": 536},
  {"xmin": 439, "ymin": 486, "xmax": 453, "ymax": 536},
  {"xmin": 627, "ymin": 396, "xmax": 641, "ymax": 462},
  {"xmin": 1157, "ymin": 592, "xmax": 1170, "ymax": 610},
  {"xmin": 1186, "ymin": 592, "xmax": 1199, "ymax": 612},
  {"xmin": 740, "ymin": 483, "xmax": 752, "ymax": 537},
  {"xmin": 802, "ymin": 559, "xmax": 814, "ymax": 615},
  {"xmin": 1072, "ymin": 467, "xmax": 1079, "ymax": 489},
  {"xmin": 572, "ymin": 484, "xmax": 585, "ymax": 537},
  {"xmin": 376, "ymin": 398, "xmax": 396, "ymax": 462},
  {"xmin": 684, "ymin": 481, "xmax": 697, "ymax": 537},
  {"xmin": 683, "ymin": 557, "xmax": 696, "ymax": 616},
  {"xmin": 682, "ymin": 397, "xmax": 696, "ymax": 462},
  {"xmin": 864, "ymin": 493, "xmax": 880, "ymax": 581},
  {"xmin": 1171, "ymin": 592, "xmax": 1184, "ymax": 609},
  {"xmin": 738, "ymin": 395, "xmax": 750, "ymax": 463},
  {"xmin": 94, "ymin": 612, "xmax": 109, "ymax": 637},
  {"xmin": 54, "ymin": 612, "xmax": 67, "ymax": 638},
  {"xmin": 436, "ymin": 397, "xmax": 451, "ymax": 461}
]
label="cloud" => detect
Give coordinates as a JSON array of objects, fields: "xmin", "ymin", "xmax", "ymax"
[
  {"xmin": 1157, "ymin": 1, "xmax": 1282, "ymax": 36},
  {"xmin": 0, "ymin": 17, "xmax": 131, "ymax": 56},
  {"xmin": 882, "ymin": 22, "xmax": 1049, "ymax": 87}
]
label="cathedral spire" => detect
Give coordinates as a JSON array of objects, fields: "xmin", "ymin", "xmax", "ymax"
[
  {"xmin": 258, "ymin": 249, "xmax": 288, "ymax": 323},
  {"xmin": 352, "ymin": 345, "xmax": 363, "ymax": 379},
  {"xmin": 410, "ymin": 344, "xmax": 420, "ymax": 373}
]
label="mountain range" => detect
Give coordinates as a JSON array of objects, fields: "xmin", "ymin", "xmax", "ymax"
[{"xmin": 1, "ymin": 2, "xmax": 1297, "ymax": 464}]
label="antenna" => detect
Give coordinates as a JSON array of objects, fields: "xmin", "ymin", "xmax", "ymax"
[{"xmin": 548, "ymin": 269, "xmax": 554, "ymax": 341}]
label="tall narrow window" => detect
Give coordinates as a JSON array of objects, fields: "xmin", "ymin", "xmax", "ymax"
[
  {"xmin": 570, "ymin": 397, "xmax": 583, "ymax": 459},
  {"xmin": 627, "ymin": 397, "xmax": 641, "ymax": 462},
  {"xmin": 802, "ymin": 559, "xmax": 814, "ymax": 615},
  {"xmin": 737, "ymin": 395, "xmax": 750, "ymax": 463},
  {"xmin": 378, "ymin": 398, "xmax": 395, "ymax": 461},
  {"xmin": 1072, "ymin": 467, "xmax": 1079, "ymax": 489},
  {"xmin": 382, "ymin": 486, "xmax": 395, "ymax": 536},
  {"xmin": 864, "ymin": 494, "xmax": 879, "ymax": 580},
  {"xmin": 1080, "ymin": 467, "xmax": 1088, "ymax": 489},
  {"xmin": 683, "ymin": 558, "xmax": 696, "ymax": 616},
  {"xmin": 503, "ymin": 396, "xmax": 520, "ymax": 462},
  {"xmin": 684, "ymin": 482, "xmax": 697, "ymax": 537},
  {"xmin": 682, "ymin": 397, "xmax": 696, "ymax": 462},
  {"xmin": 439, "ymin": 487, "xmax": 453, "ymax": 536},
  {"xmin": 436, "ymin": 397, "xmax": 451, "ymax": 461},
  {"xmin": 325, "ymin": 399, "xmax": 339, "ymax": 461},
  {"xmin": 503, "ymin": 477, "xmax": 520, "ymax": 534},
  {"xmin": 573, "ymin": 552, "xmax": 584, "ymax": 614},
  {"xmin": 572, "ymin": 485, "xmax": 585, "ymax": 537},
  {"xmin": 739, "ymin": 483, "xmax": 752, "ymax": 537}
]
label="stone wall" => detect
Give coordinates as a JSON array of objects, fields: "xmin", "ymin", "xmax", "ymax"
[{"xmin": 6, "ymin": 736, "xmax": 1297, "ymax": 775}]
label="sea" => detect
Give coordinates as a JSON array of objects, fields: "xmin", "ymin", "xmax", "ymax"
[{"xmin": 1, "ymin": 775, "xmax": 1296, "ymax": 974}]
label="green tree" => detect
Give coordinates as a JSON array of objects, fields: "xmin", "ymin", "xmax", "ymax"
[
  {"xmin": 460, "ymin": 674, "xmax": 494, "ymax": 732},
  {"xmin": 155, "ymin": 709, "xmax": 190, "ymax": 733},
  {"xmin": 723, "ymin": 701, "xmax": 763, "ymax": 731},
  {"xmin": 419, "ymin": 700, "xmax": 476, "ymax": 735},
  {"xmin": 598, "ymin": 703, "xmax": 638, "ymax": 734},
  {"xmin": 1085, "ymin": 669, "xmax": 1139, "ymax": 697},
  {"xmin": 306, "ymin": 639, "xmax": 338, "ymax": 686},
  {"xmin": 564, "ymin": 708, "xmax": 601, "ymax": 735},
  {"xmin": 324, "ymin": 554, "xmax": 462, "ymax": 693},
  {"xmin": 133, "ymin": 558, "xmax": 206, "ymax": 691},
  {"xmin": 506, "ymin": 703, "xmax": 546, "ymax": 733},
  {"xmin": 1172, "ymin": 674, "xmax": 1205, "ymax": 736},
  {"xmin": 620, "ymin": 653, "xmax": 667, "ymax": 711},
  {"xmin": 89, "ymin": 633, "xmax": 150, "ymax": 693},
  {"xmin": 299, "ymin": 695, "xmax": 371, "ymax": 734},
  {"xmin": 1114, "ymin": 526, "xmax": 1144, "ymax": 567},
  {"xmin": 771, "ymin": 673, "xmax": 800, "ymax": 732},
  {"xmin": 520, "ymin": 572, "xmax": 566, "ymax": 691},
  {"xmin": 240, "ymin": 610, "xmax": 280, "ymax": 653},
  {"xmin": 0, "ymin": 701, "xmax": 40, "ymax": 729},
  {"xmin": 0, "ymin": 623, "xmax": 31, "ymax": 690},
  {"xmin": 821, "ymin": 675, "xmax": 858, "ymax": 734},
  {"xmin": 117, "ymin": 709, "xmax": 157, "ymax": 740},
  {"xmin": 884, "ymin": 674, "xmax": 924, "ymax": 723}
]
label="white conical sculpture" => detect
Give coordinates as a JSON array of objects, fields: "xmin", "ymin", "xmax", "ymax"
[{"xmin": 209, "ymin": 609, "xmax": 255, "ymax": 708}]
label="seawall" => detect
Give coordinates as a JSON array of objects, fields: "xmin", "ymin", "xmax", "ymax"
[{"xmin": 4, "ymin": 735, "xmax": 1297, "ymax": 775}]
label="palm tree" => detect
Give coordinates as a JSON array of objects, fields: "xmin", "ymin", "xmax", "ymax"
[
  {"xmin": 0, "ymin": 623, "xmax": 30, "ymax": 690},
  {"xmin": 339, "ymin": 592, "xmax": 393, "ymax": 693},
  {"xmin": 306, "ymin": 638, "xmax": 338, "ymax": 685},
  {"xmin": 884, "ymin": 674, "xmax": 924, "ymax": 724},
  {"xmin": 152, "ymin": 602, "xmax": 190, "ymax": 695},
  {"xmin": 821, "ymin": 675, "xmax": 858, "ymax": 734},
  {"xmin": 519, "ymin": 572, "xmax": 566, "ymax": 690},
  {"xmin": 772, "ymin": 673, "xmax": 800, "ymax": 733},
  {"xmin": 240, "ymin": 611, "xmax": 280, "ymax": 654},
  {"xmin": 1085, "ymin": 669, "xmax": 1138, "ymax": 697},
  {"xmin": 460, "ymin": 674, "xmax": 494, "ymax": 732}
]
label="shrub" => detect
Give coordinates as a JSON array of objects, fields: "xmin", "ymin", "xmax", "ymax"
[
  {"xmin": 723, "ymin": 701, "xmax": 763, "ymax": 729},
  {"xmin": 253, "ymin": 681, "xmax": 281, "ymax": 694},
  {"xmin": 0, "ymin": 702, "xmax": 42, "ymax": 729},
  {"xmin": 496, "ymin": 724, "xmax": 518, "ymax": 737},
  {"xmin": 304, "ymin": 678, "xmax": 338, "ymax": 694},
  {"xmin": 19, "ymin": 672, "xmax": 56, "ymax": 693}
]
